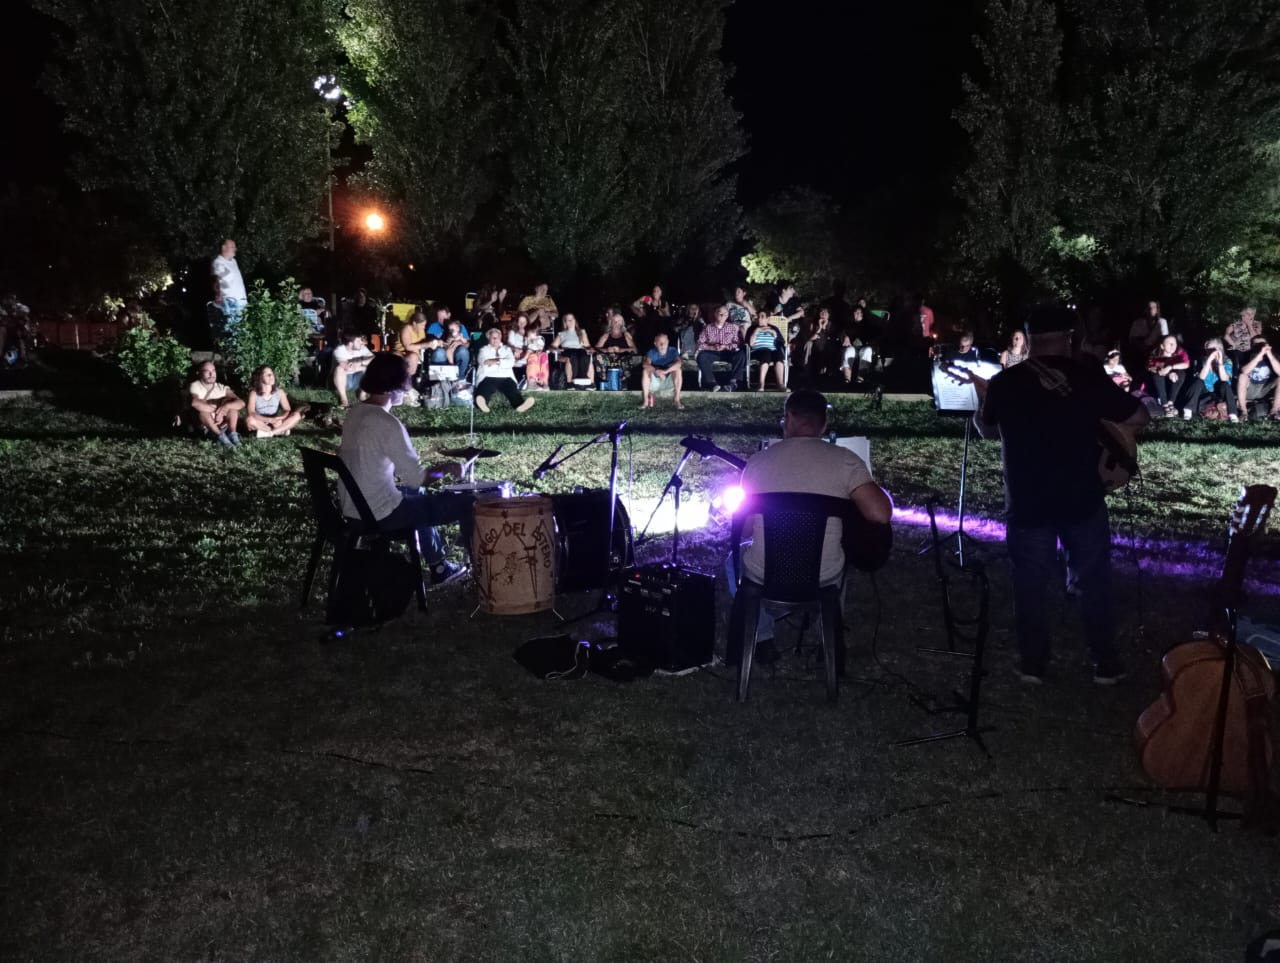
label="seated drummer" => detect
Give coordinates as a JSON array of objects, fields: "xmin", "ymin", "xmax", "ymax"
[
  {"xmin": 337, "ymin": 353, "xmax": 470, "ymax": 586},
  {"xmin": 727, "ymin": 389, "xmax": 893, "ymax": 666}
]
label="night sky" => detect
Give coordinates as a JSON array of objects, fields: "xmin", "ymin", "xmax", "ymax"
[{"xmin": 4, "ymin": 0, "xmax": 978, "ymax": 227}]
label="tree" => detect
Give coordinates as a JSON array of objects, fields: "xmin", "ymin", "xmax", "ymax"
[
  {"xmin": 1062, "ymin": 0, "xmax": 1280, "ymax": 287},
  {"xmin": 621, "ymin": 0, "xmax": 745, "ymax": 269},
  {"xmin": 338, "ymin": 0, "xmax": 502, "ymax": 257},
  {"xmin": 35, "ymin": 0, "xmax": 336, "ymax": 270},
  {"xmin": 741, "ymin": 188, "xmax": 846, "ymax": 294},
  {"xmin": 953, "ymin": 0, "xmax": 1066, "ymax": 298}
]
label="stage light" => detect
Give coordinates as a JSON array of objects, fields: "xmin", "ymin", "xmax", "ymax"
[
  {"xmin": 708, "ymin": 485, "xmax": 745, "ymax": 524},
  {"xmin": 365, "ymin": 211, "xmax": 385, "ymax": 232}
]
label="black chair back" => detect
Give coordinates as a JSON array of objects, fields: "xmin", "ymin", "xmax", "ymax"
[
  {"xmin": 732, "ymin": 492, "xmax": 853, "ymax": 603},
  {"xmin": 299, "ymin": 447, "xmax": 381, "ymax": 533}
]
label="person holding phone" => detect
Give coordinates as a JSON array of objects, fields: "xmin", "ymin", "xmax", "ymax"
[{"xmin": 1180, "ymin": 338, "xmax": 1238, "ymax": 421}]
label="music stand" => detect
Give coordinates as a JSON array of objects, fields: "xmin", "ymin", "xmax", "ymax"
[{"xmin": 917, "ymin": 359, "xmax": 994, "ymax": 568}]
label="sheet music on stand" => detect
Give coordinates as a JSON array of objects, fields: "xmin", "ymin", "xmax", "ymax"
[{"xmin": 931, "ymin": 360, "xmax": 1002, "ymax": 414}]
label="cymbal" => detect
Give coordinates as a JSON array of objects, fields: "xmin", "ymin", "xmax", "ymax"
[{"xmin": 440, "ymin": 445, "xmax": 501, "ymax": 459}]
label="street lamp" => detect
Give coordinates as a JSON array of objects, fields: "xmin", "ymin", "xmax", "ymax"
[
  {"xmin": 314, "ymin": 74, "xmax": 345, "ymax": 314},
  {"xmin": 364, "ymin": 211, "xmax": 385, "ymax": 233}
]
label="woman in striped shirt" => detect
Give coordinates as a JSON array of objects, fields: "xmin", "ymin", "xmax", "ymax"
[{"xmin": 746, "ymin": 313, "xmax": 786, "ymax": 392}]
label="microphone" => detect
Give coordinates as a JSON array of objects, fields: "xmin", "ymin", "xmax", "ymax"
[{"xmin": 532, "ymin": 443, "xmax": 564, "ymax": 480}]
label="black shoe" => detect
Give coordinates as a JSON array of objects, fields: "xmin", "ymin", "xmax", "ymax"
[{"xmin": 430, "ymin": 560, "xmax": 468, "ymax": 586}]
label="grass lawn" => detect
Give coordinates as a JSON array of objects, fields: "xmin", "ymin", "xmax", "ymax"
[{"xmin": 2, "ymin": 375, "xmax": 1280, "ymax": 961}]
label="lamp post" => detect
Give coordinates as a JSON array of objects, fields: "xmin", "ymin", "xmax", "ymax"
[{"xmin": 314, "ymin": 75, "xmax": 344, "ymax": 315}]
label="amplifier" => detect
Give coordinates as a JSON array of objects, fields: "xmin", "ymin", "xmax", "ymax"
[{"xmin": 618, "ymin": 564, "xmax": 715, "ymax": 671}]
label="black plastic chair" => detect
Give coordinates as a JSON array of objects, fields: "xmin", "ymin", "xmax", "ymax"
[
  {"xmin": 729, "ymin": 492, "xmax": 851, "ymax": 702},
  {"xmin": 298, "ymin": 447, "xmax": 428, "ymax": 617}
]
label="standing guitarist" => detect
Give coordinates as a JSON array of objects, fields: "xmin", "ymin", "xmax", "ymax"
[{"xmin": 953, "ymin": 305, "xmax": 1150, "ymax": 685}]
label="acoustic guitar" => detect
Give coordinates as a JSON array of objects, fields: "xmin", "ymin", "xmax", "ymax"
[{"xmin": 1134, "ymin": 484, "xmax": 1277, "ymax": 826}]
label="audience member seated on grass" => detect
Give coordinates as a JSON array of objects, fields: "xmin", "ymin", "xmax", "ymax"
[
  {"xmin": 396, "ymin": 311, "xmax": 433, "ymax": 380},
  {"xmin": 337, "ymin": 353, "xmax": 466, "ymax": 586},
  {"xmin": 517, "ymin": 282, "xmax": 558, "ymax": 334},
  {"xmin": 596, "ymin": 312, "xmax": 636, "ymax": 360},
  {"xmin": 188, "ymin": 360, "xmax": 245, "ymax": 447},
  {"xmin": 1146, "ymin": 334, "xmax": 1191, "ymax": 415},
  {"xmin": 1000, "ymin": 329, "xmax": 1029, "ymax": 369},
  {"xmin": 746, "ymin": 315, "xmax": 786, "ymax": 392},
  {"xmin": 801, "ymin": 308, "xmax": 837, "ymax": 381},
  {"xmin": 1103, "ymin": 349, "xmax": 1132, "ymax": 391},
  {"xmin": 1181, "ymin": 338, "xmax": 1238, "ymax": 422},
  {"xmin": 1238, "ymin": 335, "xmax": 1280, "ymax": 422},
  {"xmin": 726, "ymin": 388, "xmax": 893, "ymax": 666},
  {"xmin": 333, "ymin": 331, "xmax": 374, "ymax": 408},
  {"xmin": 676, "ymin": 303, "xmax": 703, "ymax": 359},
  {"xmin": 840, "ymin": 306, "xmax": 876, "ymax": 384},
  {"xmin": 244, "ymin": 365, "xmax": 305, "ymax": 436},
  {"xmin": 474, "ymin": 328, "xmax": 536, "ymax": 413},
  {"xmin": 552, "ymin": 313, "xmax": 594, "ymax": 385},
  {"xmin": 524, "ymin": 334, "xmax": 550, "ymax": 390},
  {"xmin": 641, "ymin": 332, "xmax": 684, "ymax": 409},
  {"xmin": 725, "ymin": 286, "xmax": 756, "ymax": 327},
  {"xmin": 1224, "ymin": 305, "xmax": 1262, "ymax": 373},
  {"xmin": 697, "ymin": 305, "xmax": 746, "ymax": 391}
]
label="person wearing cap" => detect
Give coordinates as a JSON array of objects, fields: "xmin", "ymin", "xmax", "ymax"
[
  {"xmin": 954, "ymin": 305, "xmax": 1150, "ymax": 686},
  {"xmin": 337, "ymin": 353, "xmax": 470, "ymax": 585}
]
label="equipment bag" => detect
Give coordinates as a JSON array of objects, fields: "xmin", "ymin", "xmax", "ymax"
[{"xmin": 326, "ymin": 544, "xmax": 417, "ymax": 626}]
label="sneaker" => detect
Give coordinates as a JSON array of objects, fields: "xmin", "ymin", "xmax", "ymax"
[
  {"xmin": 1182, "ymin": 409, "xmax": 1192, "ymax": 420},
  {"xmin": 228, "ymin": 431, "xmax": 242, "ymax": 446},
  {"xmin": 711, "ymin": 385, "xmax": 722, "ymax": 392},
  {"xmin": 474, "ymin": 395, "xmax": 490, "ymax": 413},
  {"xmin": 217, "ymin": 429, "xmax": 235, "ymax": 448},
  {"xmin": 1229, "ymin": 414, "xmax": 1239, "ymax": 423},
  {"xmin": 405, "ymin": 388, "xmax": 421, "ymax": 406},
  {"xmin": 1093, "ymin": 663, "xmax": 1129, "ymax": 686},
  {"xmin": 430, "ymin": 560, "xmax": 468, "ymax": 586}
]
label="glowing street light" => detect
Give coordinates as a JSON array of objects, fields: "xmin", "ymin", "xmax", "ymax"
[{"xmin": 364, "ymin": 211, "xmax": 386, "ymax": 233}]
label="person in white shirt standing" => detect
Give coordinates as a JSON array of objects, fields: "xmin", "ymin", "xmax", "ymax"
[
  {"xmin": 211, "ymin": 238, "xmax": 247, "ymax": 320},
  {"xmin": 338, "ymin": 353, "xmax": 469, "ymax": 585},
  {"xmin": 474, "ymin": 328, "xmax": 536, "ymax": 413}
]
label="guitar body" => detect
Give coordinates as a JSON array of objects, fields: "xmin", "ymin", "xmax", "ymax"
[
  {"xmin": 1098, "ymin": 420, "xmax": 1138, "ymax": 491},
  {"xmin": 1135, "ymin": 639, "xmax": 1275, "ymax": 794}
]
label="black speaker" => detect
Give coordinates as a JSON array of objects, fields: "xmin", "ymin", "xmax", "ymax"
[
  {"xmin": 618, "ymin": 564, "xmax": 715, "ymax": 671},
  {"xmin": 551, "ymin": 489, "xmax": 634, "ymax": 592}
]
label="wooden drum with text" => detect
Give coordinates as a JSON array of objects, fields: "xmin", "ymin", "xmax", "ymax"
[{"xmin": 471, "ymin": 496, "xmax": 557, "ymax": 614}]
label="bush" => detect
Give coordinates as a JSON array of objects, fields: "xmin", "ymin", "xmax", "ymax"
[
  {"xmin": 114, "ymin": 313, "xmax": 191, "ymax": 387},
  {"xmin": 225, "ymin": 278, "xmax": 310, "ymax": 386}
]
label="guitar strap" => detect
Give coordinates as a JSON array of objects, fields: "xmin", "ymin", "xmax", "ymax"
[{"xmin": 1024, "ymin": 357, "xmax": 1140, "ymax": 483}]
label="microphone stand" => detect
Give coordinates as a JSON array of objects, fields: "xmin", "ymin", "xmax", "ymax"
[{"xmin": 636, "ymin": 448, "xmax": 694, "ymax": 564}]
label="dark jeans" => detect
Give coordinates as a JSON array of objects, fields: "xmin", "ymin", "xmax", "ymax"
[
  {"xmin": 1005, "ymin": 503, "xmax": 1119, "ymax": 674},
  {"xmin": 1181, "ymin": 376, "xmax": 1238, "ymax": 416},
  {"xmin": 476, "ymin": 376, "xmax": 525, "ymax": 407},
  {"xmin": 378, "ymin": 488, "xmax": 474, "ymax": 564},
  {"xmin": 430, "ymin": 346, "xmax": 470, "ymax": 379},
  {"xmin": 1148, "ymin": 370, "xmax": 1185, "ymax": 406},
  {"xmin": 560, "ymin": 347, "xmax": 591, "ymax": 380},
  {"xmin": 697, "ymin": 348, "xmax": 745, "ymax": 388}
]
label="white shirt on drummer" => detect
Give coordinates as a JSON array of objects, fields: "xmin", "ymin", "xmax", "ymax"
[
  {"xmin": 337, "ymin": 403, "xmax": 421, "ymax": 521},
  {"xmin": 477, "ymin": 344, "xmax": 516, "ymax": 382},
  {"xmin": 212, "ymin": 253, "xmax": 246, "ymax": 302},
  {"xmin": 740, "ymin": 436, "xmax": 873, "ymax": 585}
]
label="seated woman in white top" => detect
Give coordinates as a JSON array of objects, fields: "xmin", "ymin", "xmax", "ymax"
[
  {"xmin": 337, "ymin": 353, "xmax": 469, "ymax": 585},
  {"xmin": 475, "ymin": 328, "xmax": 536, "ymax": 413},
  {"xmin": 244, "ymin": 365, "xmax": 305, "ymax": 436},
  {"xmin": 507, "ymin": 312, "xmax": 531, "ymax": 382},
  {"xmin": 551, "ymin": 313, "xmax": 594, "ymax": 384}
]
